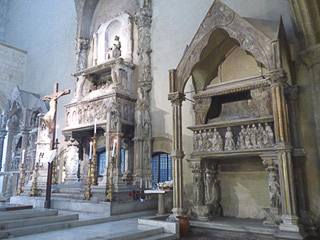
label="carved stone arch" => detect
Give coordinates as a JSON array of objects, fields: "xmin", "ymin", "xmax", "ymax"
[
  {"xmin": 174, "ymin": 0, "xmax": 277, "ymax": 94},
  {"xmin": 74, "ymin": 0, "xmax": 100, "ymax": 38}
]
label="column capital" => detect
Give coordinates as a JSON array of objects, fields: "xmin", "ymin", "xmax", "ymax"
[
  {"xmin": 266, "ymin": 69, "xmax": 287, "ymax": 86},
  {"xmin": 301, "ymin": 43, "xmax": 320, "ymax": 68},
  {"xmin": 260, "ymin": 153, "xmax": 278, "ymax": 167},
  {"xmin": 168, "ymin": 92, "xmax": 185, "ymax": 105}
]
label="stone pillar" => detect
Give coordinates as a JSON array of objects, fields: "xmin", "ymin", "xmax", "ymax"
[
  {"xmin": 133, "ymin": 0, "xmax": 153, "ymax": 186},
  {"xmin": 261, "ymin": 154, "xmax": 281, "ymax": 225},
  {"xmin": 268, "ymin": 70, "xmax": 301, "ymax": 232},
  {"xmin": 4, "ymin": 118, "xmax": 19, "ymax": 171},
  {"xmin": 0, "ymin": 130, "xmax": 7, "ymax": 171},
  {"xmin": 168, "ymin": 92, "xmax": 185, "ymax": 216},
  {"xmin": 64, "ymin": 137, "xmax": 79, "ymax": 184},
  {"xmin": 301, "ymin": 44, "xmax": 320, "ymax": 160}
]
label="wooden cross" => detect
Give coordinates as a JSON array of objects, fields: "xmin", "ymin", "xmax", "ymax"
[
  {"xmin": 42, "ymin": 83, "xmax": 70, "ymax": 150},
  {"xmin": 42, "ymin": 83, "xmax": 70, "ymax": 208}
]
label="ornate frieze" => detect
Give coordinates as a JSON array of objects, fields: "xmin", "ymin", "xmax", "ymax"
[
  {"xmin": 192, "ymin": 122, "xmax": 275, "ymax": 153},
  {"xmin": 65, "ymin": 97, "xmax": 135, "ymax": 130}
]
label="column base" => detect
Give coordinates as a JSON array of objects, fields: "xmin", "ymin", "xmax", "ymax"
[
  {"xmin": 279, "ymin": 215, "xmax": 304, "ymax": 233},
  {"xmin": 172, "ymin": 207, "xmax": 185, "ymax": 217}
]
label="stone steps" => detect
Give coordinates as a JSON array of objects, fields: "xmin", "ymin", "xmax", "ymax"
[
  {"xmin": 98, "ymin": 228, "xmax": 165, "ymax": 240},
  {"xmin": 51, "ymin": 192, "xmax": 84, "ymax": 200},
  {"xmin": 0, "ymin": 213, "xmax": 79, "ymax": 230},
  {"xmin": 0, "ymin": 209, "xmax": 81, "ymax": 239},
  {"xmin": 0, "ymin": 208, "xmax": 58, "ymax": 221},
  {"xmin": 140, "ymin": 233, "xmax": 177, "ymax": 240}
]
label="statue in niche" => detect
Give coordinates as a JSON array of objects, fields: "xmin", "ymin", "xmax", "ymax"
[
  {"xmin": 245, "ymin": 125, "xmax": 252, "ymax": 149},
  {"xmin": 75, "ymin": 37, "xmax": 89, "ymax": 71},
  {"xmin": 202, "ymin": 131, "xmax": 209, "ymax": 152},
  {"xmin": 194, "ymin": 131, "xmax": 199, "ymax": 151},
  {"xmin": 142, "ymin": 110, "xmax": 151, "ymax": 136},
  {"xmin": 250, "ymin": 88, "xmax": 272, "ymax": 117},
  {"xmin": 193, "ymin": 170, "xmax": 204, "ymax": 205},
  {"xmin": 107, "ymin": 36, "xmax": 121, "ymax": 59},
  {"xmin": 265, "ymin": 123, "xmax": 274, "ymax": 146},
  {"xmin": 224, "ymin": 127, "xmax": 235, "ymax": 151},
  {"xmin": 207, "ymin": 130, "xmax": 213, "ymax": 150},
  {"xmin": 211, "ymin": 128, "xmax": 223, "ymax": 151},
  {"xmin": 250, "ymin": 124, "xmax": 258, "ymax": 148},
  {"xmin": 198, "ymin": 130, "xmax": 203, "ymax": 151},
  {"xmin": 269, "ymin": 175, "xmax": 281, "ymax": 208},
  {"xmin": 256, "ymin": 123, "xmax": 264, "ymax": 148},
  {"xmin": 236, "ymin": 125, "xmax": 246, "ymax": 150},
  {"xmin": 0, "ymin": 114, "xmax": 7, "ymax": 130}
]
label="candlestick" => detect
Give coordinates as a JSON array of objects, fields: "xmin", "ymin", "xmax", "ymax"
[
  {"xmin": 94, "ymin": 118, "xmax": 97, "ymax": 134},
  {"xmin": 21, "ymin": 149, "xmax": 25, "ymax": 164},
  {"xmin": 89, "ymin": 141, "xmax": 93, "ymax": 160},
  {"xmin": 55, "ymin": 125, "xmax": 59, "ymax": 140},
  {"xmin": 111, "ymin": 140, "xmax": 116, "ymax": 157}
]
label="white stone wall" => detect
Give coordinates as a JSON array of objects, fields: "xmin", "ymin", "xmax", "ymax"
[
  {"xmin": 3, "ymin": 0, "xmax": 77, "ymax": 142},
  {"xmin": 0, "ymin": 42, "xmax": 26, "ymax": 111}
]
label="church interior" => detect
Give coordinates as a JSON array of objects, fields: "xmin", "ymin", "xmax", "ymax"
[{"xmin": 0, "ymin": 0, "xmax": 319, "ymax": 239}]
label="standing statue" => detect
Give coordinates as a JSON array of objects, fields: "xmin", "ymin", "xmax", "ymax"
[
  {"xmin": 198, "ymin": 130, "xmax": 203, "ymax": 151},
  {"xmin": 202, "ymin": 131, "xmax": 209, "ymax": 152},
  {"xmin": 265, "ymin": 123, "xmax": 274, "ymax": 146},
  {"xmin": 256, "ymin": 123, "xmax": 264, "ymax": 148},
  {"xmin": 224, "ymin": 127, "xmax": 235, "ymax": 151},
  {"xmin": 194, "ymin": 131, "xmax": 199, "ymax": 151},
  {"xmin": 250, "ymin": 124, "xmax": 258, "ymax": 148},
  {"xmin": 269, "ymin": 175, "xmax": 281, "ymax": 208},
  {"xmin": 236, "ymin": 125, "xmax": 246, "ymax": 150},
  {"xmin": 245, "ymin": 125, "xmax": 252, "ymax": 149}
]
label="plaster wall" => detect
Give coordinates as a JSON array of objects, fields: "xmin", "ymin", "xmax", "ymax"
[
  {"xmin": 150, "ymin": 0, "xmax": 298, "ymax": 214},
  {"xmin": 3, "ymin": 0, "xmax": 77, "ymax": 143},
  {"xmin": 0, "ymin": 42, "xmax": 27, "ymax": 111}
]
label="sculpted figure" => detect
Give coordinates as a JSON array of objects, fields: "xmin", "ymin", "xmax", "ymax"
[
  {"xmin": 269, "ymin": 175, "xmax": 281, "ymax": 208},
  {"xmin": 265, "ymin": 123, "xmax": 274, "ymax": 146},
  {"xmin": 193, "ymin": 172, "xmax": 204, "ymax": 205},
  {"xmin": 263, "ymin": 130, "xmax": 268, "ymax": 146},
  {"xmin": 108, "ymin": 36, "xmax": 121, "ymax": 59},
  {"xmin": 194, "ymin": 131, "xmax": 199, "ymax": 151},
  {"xmin": 224, "ymin": 127, "xmax": 235, "ymax": 151},
  {"xmin": 256, "ymin": 123, "xmax": 264, "ymax": 148},
  {"xmin": 212, "ymin": 128, "xmax": 223, "ymax": 151},
  {"xmin": 245, "ymin": 125, "xmax": 252, "ymax": 149},
  {"xmin": 251, "ymin": 88, "xmax": 272, "ymax": 117},
  {"xmin": 202, "ymin": 131, "xmax": 209, "ymax": 152},
  {"xmin": 207, "ymin": 129, "xmax": 214, "ymax": 150},
  {"xmin": 236, "ymin": 125, "xmax": 246, "ymax": 150},
  {"xmin": 198, "ymin": 130, "xmax": 203, "ymax": 151},
  {"xmin": 251, "ymin": 124, "xmax": 258, "ymax": 148},
  {"xmin": 42, "ymin": 90, "xmax": 70, "ymax": 131}
]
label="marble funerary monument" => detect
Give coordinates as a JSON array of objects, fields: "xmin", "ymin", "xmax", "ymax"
[{"xmin": 0, "ymin": 0, "xmax": 319, "ymax": 239}]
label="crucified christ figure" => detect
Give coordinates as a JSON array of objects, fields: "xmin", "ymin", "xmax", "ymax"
[{"xmin": 42, "ymin": 89, "xmax": 70, "ymax": 131}]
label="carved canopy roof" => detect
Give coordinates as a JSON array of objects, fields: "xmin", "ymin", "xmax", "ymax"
[{"xmin": 172, "ymin": 0, "xmax": 288, "ymax": 93}]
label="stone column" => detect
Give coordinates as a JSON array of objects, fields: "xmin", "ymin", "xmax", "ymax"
[
  {"xmin": 64, "ymin": 137, "xmax": 79, "ymax": 184},
  {"xmin": 301, "ymin": 44, "xmax": 320, "ymax": 160},
  {"xmin": 261, "ymin": 154, "xmax": 281, "ymax": 225},
  {"xmin": 4, "ymin": 118, "xmax": 19, "ymax": 171},
  {"xmin": 0, "ymin": 130, "xmax": 7, "ymax": 171},
  {"xmin": 268, "ymin": 70, "xmax": 301, "ymax": 232},
  {"xmin": 133, "ymin": 0, "xmax": 153, "ymax": 186},
  {"xmin": 168, "ymin": 92, "xmax": 185, "ymax": 216}
]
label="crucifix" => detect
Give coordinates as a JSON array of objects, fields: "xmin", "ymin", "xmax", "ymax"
[{"xmin": 42, "ymin": 83, "xmax": 70, "ymax": 208}]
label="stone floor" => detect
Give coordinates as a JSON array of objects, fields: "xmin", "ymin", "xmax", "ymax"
[{"xmin": 12, "ymin": 217, "xmax": 163, "ymax": 240}]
